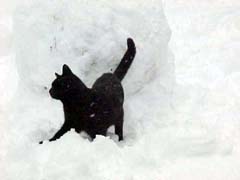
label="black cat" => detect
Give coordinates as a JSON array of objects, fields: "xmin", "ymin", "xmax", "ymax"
[{"xmin": 40, "ymin": 38, "xmax": 136, "ymax": 143}]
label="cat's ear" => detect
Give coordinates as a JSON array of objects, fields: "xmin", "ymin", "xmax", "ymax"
[
  {"xmin": 55, "ymin": 73, "xmax": 61, "ymax": 78},
  {"xmin": 62, "ymin": 64, "xmax": 73, "ymax": 76}
]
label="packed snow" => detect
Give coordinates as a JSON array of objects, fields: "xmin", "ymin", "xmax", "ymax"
[{"xmin": 1, "ymin": 0, "xmax": 240, "ymax": 179}]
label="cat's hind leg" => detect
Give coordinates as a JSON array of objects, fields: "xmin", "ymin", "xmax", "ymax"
[{"xmin": 115, "ymin": 110, "xmax": 124, "ymax": 141}]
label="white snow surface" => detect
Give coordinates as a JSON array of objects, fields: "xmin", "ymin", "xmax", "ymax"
[{"xmin": 1, "ymin": 0, "xmax": 240, "ymax": 179}]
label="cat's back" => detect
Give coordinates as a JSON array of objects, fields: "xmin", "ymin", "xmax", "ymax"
[{"xmin": 92, "ymin": 73, "xmax": 124, "ymax": 105}]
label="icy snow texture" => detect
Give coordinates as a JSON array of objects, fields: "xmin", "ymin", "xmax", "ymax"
[{"xmin": 1, "ymin": 0, "xmax": 240, "ymax": 179}]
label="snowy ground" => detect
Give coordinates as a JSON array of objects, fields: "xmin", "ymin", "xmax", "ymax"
[{"xmin": 1, "ymin": 0, "xmax": 240, "ymax": 179}]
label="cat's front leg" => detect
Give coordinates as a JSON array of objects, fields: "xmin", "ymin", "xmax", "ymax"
[
  {"xmin": 39, "ymin": 122, "xmax": 71, "ymax": 144},
  {"xmin": 49, "ymin": 122, "xmax": 71, "ymax": 141}
]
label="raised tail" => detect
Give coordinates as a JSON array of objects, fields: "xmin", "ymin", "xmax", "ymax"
[{"xmin": 114, "ymin": 38, "xmax": 136, "ymax": 81}]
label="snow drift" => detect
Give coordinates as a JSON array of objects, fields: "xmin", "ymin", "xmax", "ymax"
[
  {"xmin": 2, "ymin": 0, "xmax": 240, "ymax": 179},
  {"xmin": 4, "ymin": 0, "xmax": 175, "ymax": 179}
]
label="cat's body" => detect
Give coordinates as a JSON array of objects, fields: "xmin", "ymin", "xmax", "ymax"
[
  {"xmin": 40, "ymin": 38, "xmax": 136, "ymax": 143},
  {"xmin": 58, "ymin": 73, "xmax": 124, "ymax": 140}
]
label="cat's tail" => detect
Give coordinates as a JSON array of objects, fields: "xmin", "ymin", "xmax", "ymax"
[{"xmin": 114, "ymin": 38, "xmax": 136, "ymax": 81}]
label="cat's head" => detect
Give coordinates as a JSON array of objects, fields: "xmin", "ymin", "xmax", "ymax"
[{"xmin": 49, "ymin": 64, "xmax": 86, "ymax": 100}]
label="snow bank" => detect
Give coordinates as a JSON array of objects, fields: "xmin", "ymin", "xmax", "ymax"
[
  {"xmin": 2, "ymin": 0, "xmax": 240, "ymax": 179},
  {"xmin": 13, "ymin": 0, "xmax": 173, "ymax": 94},
  {"xmin": 165, "ymin": 0, "xmax": 240, "ymax": 152},
  {"xmin": 4, "ymin": 0, "xmax": 175, "ymax": 179}
]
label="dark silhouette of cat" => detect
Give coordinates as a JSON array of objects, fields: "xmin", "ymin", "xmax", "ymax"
[{"xmin": 40, "ymin": 38, "xmax": 136, "ymax": 143}]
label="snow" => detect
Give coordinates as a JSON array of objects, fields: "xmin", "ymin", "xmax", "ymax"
[
  {"xmin": 1, "ymin": 0, "xmax": 240, "ymax": 179},
  {"xmin": 90, "ymin": 114, "xmax": 95, "ymax": 118}
]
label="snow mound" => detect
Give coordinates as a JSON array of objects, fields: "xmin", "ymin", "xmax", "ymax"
[
  {"xmin": 2, "ymin": 0, "xmax": 240, "ymax": 179},
  {"xmin": 5, "ymin": 0, "xmax": 176, "ymax": 179},
  {"xmin": 14, "ymin": 0, "xmax": 173, "ymax": 95}
]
